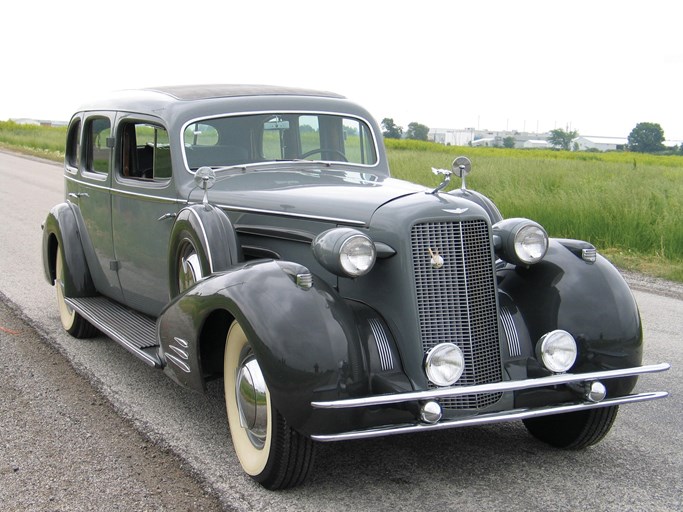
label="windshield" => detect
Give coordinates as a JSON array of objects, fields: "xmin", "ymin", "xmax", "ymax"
[{"xmin": 183, "ymin": 113, "xmax": 378, "ymax": 170}]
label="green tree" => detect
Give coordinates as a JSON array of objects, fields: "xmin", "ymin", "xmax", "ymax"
[
  {"xmin": 548, "ymin": 128, "xmax": 578, "ymax": 150},
  {"xmin": 381, "ymin": 118, "xmax": 403, "ymax": 139},
  {"xmin": 503, "ymin": 136, "xmax": 516, "ymax": 148},
  {"xmin": 406, "ymin": 122, "xmax": 429, "ymax": 141},
  {"xmin": 628, "ymin": 122, "xmax": 665, "ymax": 153}
]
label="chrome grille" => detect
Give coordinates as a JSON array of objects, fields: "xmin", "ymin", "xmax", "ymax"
[{"xmin": 411, "ymin": 219, "xmax": 502, "ymax": 409}]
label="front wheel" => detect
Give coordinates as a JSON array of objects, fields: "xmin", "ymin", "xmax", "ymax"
[
  {"xmin": 523, "ymin": 406, "xmax": 619, "ymax": 450},
  {"xmin": 224, "ymin": 321, "xmax": 315, "ymax": 489},
  {"xmin": 55, "ymin": 247, "xmax": 97, "ymax": 338}
]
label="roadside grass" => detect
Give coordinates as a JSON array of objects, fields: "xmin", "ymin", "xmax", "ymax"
[
  {"xmin": 2, "ymin": 122, "xmax": 681, "ymax": 282},
  {"xmin": 0, "ymin": 120, "xmax": 66, "ymax": 161},
  {"xmin": 386, "ymin": 140, "xmax": 683, "ymax": 282}
]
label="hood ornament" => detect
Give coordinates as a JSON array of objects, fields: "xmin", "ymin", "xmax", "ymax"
[
  {"xmin": 430, "ymin": 156, "xmax": 472, "ymax": 194},
  {"xmin": 430, "ymin": 167, "xmax": 452, "ymax": 194}
]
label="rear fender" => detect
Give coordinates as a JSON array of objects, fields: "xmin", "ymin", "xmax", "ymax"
[
  {"xmin": 42, "ymin": 202, "xmax": 95, "ymax": 297},
  {"xmin": 167, "ymin": 204, "xmax": 241, "ymax": 298}
]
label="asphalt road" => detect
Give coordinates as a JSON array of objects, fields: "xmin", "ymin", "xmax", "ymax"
[{"xmin": 0, "ymin": 150, "xmax": 681, "ymax": 511}]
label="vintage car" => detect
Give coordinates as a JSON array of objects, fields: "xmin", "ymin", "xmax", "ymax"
[{"xmin": 42, "ymin": 84, "xmax": 669, "ymax": 489}]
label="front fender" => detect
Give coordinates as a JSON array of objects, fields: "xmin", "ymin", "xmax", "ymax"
[
  {"xmin": 42, "ymin": 202, "xmax": 95, "ymax": 297},
  {"xmin": 157, "ymin": 259, "xmax": 374, "ymax": 434},
  {"xmin": 497, "ymin": 239, "xmax": 642, "ymax": 397}
]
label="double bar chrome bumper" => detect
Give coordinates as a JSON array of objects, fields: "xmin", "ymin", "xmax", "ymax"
[{"xmin": 310, "ymin": 363, "xmax": 670, "ymax": 442}]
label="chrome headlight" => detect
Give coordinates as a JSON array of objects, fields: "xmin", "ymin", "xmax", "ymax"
[
  {"xmin": 424, "ymin": 343, "xmax": 465, "ymax": 387},
  {"xmin": 493, "ymin": 218, "xmax": 548, "ymax": 266},
  {"xmin": 313, "ymin": 228, "xmax": 376, "ymax": 277},
  {"xmin": 536, "ymin": 330, "xmax": 577, "ymax": 373}
]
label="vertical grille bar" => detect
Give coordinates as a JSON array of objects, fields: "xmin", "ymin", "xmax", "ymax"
[{"xmin": 411, "ymin": 219, "xmax": 502, "ymax": 409}]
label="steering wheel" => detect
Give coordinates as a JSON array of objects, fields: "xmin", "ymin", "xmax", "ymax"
[{"xmin": 300, "ymin": 148, "xmax": 348, "ymax": 162}]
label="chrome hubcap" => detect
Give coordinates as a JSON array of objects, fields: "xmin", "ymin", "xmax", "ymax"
[
  {"xmin": 236, "ymin": 354, "xmax": 268, "ymax": 449},
  {"xmin": 178, "ymin": 244, "xmax": 202, "ymax": 292}
]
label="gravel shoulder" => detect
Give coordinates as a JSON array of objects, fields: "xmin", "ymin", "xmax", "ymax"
[
  {"xmin": 0, "ymin": 297, "xmax": 224, "ymax": 512},
  {"xmin": 621, "ymin": 270, "xmax": 683, "ymax": 301}
]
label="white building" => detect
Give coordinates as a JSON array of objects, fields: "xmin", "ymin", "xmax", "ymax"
[
  {"xmin": 573, "ymin": 136, "xmax": 627, "ymax": 152},
  {"xmin": 429, "ymin": 128, "xmax": 476, "ymax": 146},
  {"xmin": 523, "ymin": 139, "xmax": 551, "ymax": 149}
]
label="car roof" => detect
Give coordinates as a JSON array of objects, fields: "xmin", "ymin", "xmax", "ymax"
[
  {"xmin": 142, "ymin": 84, "xmax": 346, "ymax": 101},
  {"xmin": 73, "ymin": 84, "xmax": 360, "ymax": 125}
]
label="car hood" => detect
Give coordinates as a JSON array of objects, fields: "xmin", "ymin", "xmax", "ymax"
[{"xmin": 200, "ymin": 168, "xmax": 427, "ymax": 226}]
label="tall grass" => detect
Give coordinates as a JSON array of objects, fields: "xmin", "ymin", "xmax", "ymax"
[
  {"xmin": 386, "ymin": 140, "xmax": 683, "ymax": 281},
  {"xmin": 0, "ymin": 120, "xmax": 66, "ymax": 160}
]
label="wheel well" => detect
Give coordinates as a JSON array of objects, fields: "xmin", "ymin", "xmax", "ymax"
[
  {"xmin": 198, "ymin": 309, "xmax": 234, "ymax": 379},
  {"xmin": 47, "ymin": 234, "xmax": 58, "ymax": 284}
]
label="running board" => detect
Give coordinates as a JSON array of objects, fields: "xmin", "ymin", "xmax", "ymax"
[{"xmin": 65, "ymin": 296, "xmax": 162, "ymax": 367}]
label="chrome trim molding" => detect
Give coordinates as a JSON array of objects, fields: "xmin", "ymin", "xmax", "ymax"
[
  {"xmin": 216, "ymin": 203, "xmax": 366, "ymax": 226},
  {"xmin": 166, "ymin": 354, "xmax": 191, "ymax": 373},
  {"xmin": 312, "ymin": 363, "xmax": 670, "ymax": 409},
  {"xmin": 65, "ymin": 175, "xmax": 187, "ymax": 204},
  {"xmin": 500, "ymin": 307, "xmax": 521, "ymax": 357},
  {"xmin": 311, "ymin": 391, "xmax": 668, "ymax": 442},
  {"xmin": 369, "ymin": 318, "xmax": 394, "ymax": 371},
  {"xmin": 186, "ymin": 207, "xmax": 214, "ymax": 272}
]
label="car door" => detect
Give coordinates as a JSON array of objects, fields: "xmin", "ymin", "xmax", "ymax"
[
  {"xmin": 73, "ymin": 112, "xmax": 125, "ymax": 303},
  {"xmin": 110, "ymin": 115, "xmax": 180, "ymax": 317}
]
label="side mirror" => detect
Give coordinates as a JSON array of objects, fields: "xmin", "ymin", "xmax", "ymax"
[
  {"xmin": 452, "ymin": 156, "xmax": 472, "ymax": 189},
  {"xmin": 195, "ymin": 166, "xmax": 217, "ymax": 209}
]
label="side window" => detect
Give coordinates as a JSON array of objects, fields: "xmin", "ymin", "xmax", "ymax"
[
  {"xmin": 342, "ymin": 118, "xmax": 377, "ymax": 165},
  {"xmin": 65, "ymin": 119, "xmax": 81, "ymax": 170},
  {"xmin": 120, "ymin": 121, "xmax": 171, "ymax": 180},
  {"xmin": 85, "ymin": 117, "xmax": 112, "ymax": 174}
]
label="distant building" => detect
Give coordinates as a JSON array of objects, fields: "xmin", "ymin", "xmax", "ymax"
[
  {"xmin": 523, "ymin": 139, "xmax": 551, "ymax": 149},
  {"xmin": 430, "ymin": 127, "xmax": 552, "ymax": 149},
  {"xmin": 573, "ymin": 136, "xmax": 627, "ymax": 152},
  {"xmin": 429, "ymin": 128, "xmax": 476, "ymax": 146}
]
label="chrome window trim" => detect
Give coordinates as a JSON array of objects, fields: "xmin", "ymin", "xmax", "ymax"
[{"xmin": 180, "ymin": 109, "xmax": 382, "ymax": 173}]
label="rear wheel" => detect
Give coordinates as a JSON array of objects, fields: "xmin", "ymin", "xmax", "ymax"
[
  {"xmin": 523, "ymin": 406, "xmax": 619, "ymax": 449},
  {"xmin": 224, "ymin": 321, "xmax": 315, "ymax": 489},
  {"xmin": 55, "ymin": 248, "xmax": 97, "ymax": 338}
]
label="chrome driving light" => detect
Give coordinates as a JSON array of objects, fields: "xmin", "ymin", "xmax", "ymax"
[
  {"xmin": 536, "ymin": 330, "xmax": 577, "ymax": 373},
  {"xmin": 493, "ymin": 218, "xmax": 548, "ymax": 266},
  {"xmin": 424, "ymin": 343, "xmax": 465, "ymax": 387},
  {"xmin": 313, "ymin": 228, "xmax": 376, "ymax": 277}
]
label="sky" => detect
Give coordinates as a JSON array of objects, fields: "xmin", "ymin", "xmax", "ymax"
[{"xmin": 3, "ymin": 0, "xmax": 682, "ymax": 140}]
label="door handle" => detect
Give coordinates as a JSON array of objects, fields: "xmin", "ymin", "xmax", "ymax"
[{"xmin": 68, "ymin": 192, "xmax": 89, "ymax": 199}]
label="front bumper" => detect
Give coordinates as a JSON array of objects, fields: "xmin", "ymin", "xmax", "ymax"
[{"xmin": 310, "ymin": 363, "xmax": 670, "ymax": 442}]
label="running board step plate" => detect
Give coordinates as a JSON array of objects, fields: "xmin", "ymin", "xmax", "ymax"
[{"xmin": 66, "ymin": 296, "xmax": 161, "ymax": 367}]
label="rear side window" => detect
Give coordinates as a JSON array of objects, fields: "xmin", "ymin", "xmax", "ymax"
[
  {"xmin": 120, "ymin": 122, "xmax": 171, "ymax": 180},
  {"xmin": 65, "ymin": 119, "xmax": 81, "ymax": 170},
  {"xmin": 85, "ymin": 117, "xmax": 112, "ymax": 174}
]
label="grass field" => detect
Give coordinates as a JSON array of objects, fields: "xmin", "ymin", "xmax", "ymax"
[{"xmin": 2, "ymin": 121, "xmax": 681, "ymax": 282}]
